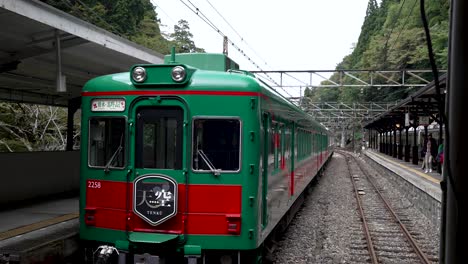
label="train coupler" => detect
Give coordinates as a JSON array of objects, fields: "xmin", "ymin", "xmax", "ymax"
[
  {"xmin": 184, "ymin": 245, "xmax": 201, "ymax": 264},
  {"xmin": 95, "ymin": 245, "xmax": 119, "ymax": 264}
]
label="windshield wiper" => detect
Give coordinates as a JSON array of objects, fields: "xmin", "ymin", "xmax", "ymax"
[
  {"xmin": 197, "ymin": 149, "xmax": 220, "ymax": 176},
  {"xmin": 104, "ymin": 133, "xmax": 124, "ymax": 173}
]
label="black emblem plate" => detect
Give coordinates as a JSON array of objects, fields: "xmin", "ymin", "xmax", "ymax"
[{"xmin": 133, "ymin": 175, "xmax": 178, "ymax": 226}]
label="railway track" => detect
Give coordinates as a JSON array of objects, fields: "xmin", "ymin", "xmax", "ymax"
[{"xmin": 338, "ymin": 150, "xmax": 435, "ymax": 264}]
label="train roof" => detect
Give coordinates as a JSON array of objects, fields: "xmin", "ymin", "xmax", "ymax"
[{"xmin": 82, "ymin": 53, "xmax": 330, "ymax": 134}]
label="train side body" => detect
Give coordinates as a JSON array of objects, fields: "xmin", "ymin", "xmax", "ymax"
[{"xmin": 79, "ymin": 53, "xmax": 333, "ymax": 262}]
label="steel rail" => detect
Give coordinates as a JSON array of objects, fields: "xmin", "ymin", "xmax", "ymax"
[
  {"xmin": 340, "ymin": 151, "xmax": 379, "ymax": 264},
  {"xmin": 350, "ymin": 151, "xmax": 431, "ymax": 264}
]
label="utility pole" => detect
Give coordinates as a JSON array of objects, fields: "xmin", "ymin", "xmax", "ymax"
[
  {"xmin": 223, "ymin": 36, "xmax": 228, "ymax": 55},
  {"xmin": 442, "ymin": 0, "xmax": 465, "ymax": 263}
]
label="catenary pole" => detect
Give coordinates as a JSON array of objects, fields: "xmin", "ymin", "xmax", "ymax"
[{"xmin": 443, "ymin": 0, "xmax": 465, "ymax": 263}]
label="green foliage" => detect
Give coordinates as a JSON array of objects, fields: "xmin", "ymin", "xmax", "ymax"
[
  {"xmin": 40, "ymin": 0, "xmax": 142, "ymax": 37},
  {"xmin": 2, "ymin": 1, "xmax": 206, "ymax": 152},
  {"xmin": 312, "ymin": 88, "xmax": 340, "ymax": 102},
  {"xmin": 170, "ymin": 20, "xmax": 205, "ymax": 53},
  {"xmin": 130, "ymin": 5, "xmax": 172, "ymax": 54},
  {"xmin": 40, "ymin": 0, "xmax": 205, "ymax": 55},
  {"xmin": 306, "ymin": 0, "xmax": 449, "ymax": 104}
]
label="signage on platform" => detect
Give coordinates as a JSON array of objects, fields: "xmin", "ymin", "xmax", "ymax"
[{"xmin": 419, "ymin": 116, "xmax": 430, "ymax": 126}]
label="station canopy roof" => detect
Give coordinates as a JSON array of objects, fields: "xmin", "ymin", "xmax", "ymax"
[
  {"xmin": 0, "ymin": 0, "xmax": 164, "ymax": 106},
  {"xmin": 363, "ymin": 74, "xmax": 447, "ymax": 131}
]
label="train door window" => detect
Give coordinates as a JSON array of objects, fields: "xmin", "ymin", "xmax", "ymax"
[
  {"xmin": 260, "ymin": 115, "xmax": 265, "ymax": 175},
  {"xmin": 298, "ymin": 130, "xmax": 301, "ymax": 158},
  {"xmin": 280, "ymin": 126, "xmax": 285, "ymax": 169},
  {"xmin": 268, "ymin": 122, "xmax": 276, "ymax": 171},
  {"xmin": 294, "ymin": 129, "xmax": 298, "ymax": 158},
  {"xmin": 285, "ymin": 127, "xmax": 291, "ymax": 162},
  {"xmin": 192, "ymin": 118, "xmax": 241, "ymax": 172},
  {"xmin": 88, "ymin": 117, "xmax": 126, "ymax": 168},
  {"xmin": 135, "ymin": 107, "xmax": 183, "ymax": 169},
  {"xmin": 274, "ymin": 124, "xmax": 280, "ymax": 170}
]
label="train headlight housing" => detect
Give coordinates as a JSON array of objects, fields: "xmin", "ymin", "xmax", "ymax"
[
  {"xmin": 132, "ymin": 66, "xmax": 147, "ymax": 83},
  {"xmin": 171, "ymin": 66, "xmax": 186, "ymax": 82}
]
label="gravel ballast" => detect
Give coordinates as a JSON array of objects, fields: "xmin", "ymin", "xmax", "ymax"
[{"xmin": 272, "ymin": 152, "xmax": 440, "ymax": 264}]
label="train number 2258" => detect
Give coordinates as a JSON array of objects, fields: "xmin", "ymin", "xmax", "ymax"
[{"xmin": 88, "ymin": 181, "xmax": 101, "ymax": 189}]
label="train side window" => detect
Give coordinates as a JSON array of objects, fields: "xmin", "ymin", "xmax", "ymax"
[
  {"xmin": 268, "ymin": 123, "xmax": 276, "ymax": 171},
  {"xmin": 193, "ymin": 118, "xmax": 241, "ymax": 172},
  {"xmin": 88, "ymin": 117, "xmax": 126, "ymax": 168}
]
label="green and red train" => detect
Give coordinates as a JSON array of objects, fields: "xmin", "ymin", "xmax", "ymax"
[{"xmin": 79, "ymin": 51, "xmax": 334, "ymax": 263}]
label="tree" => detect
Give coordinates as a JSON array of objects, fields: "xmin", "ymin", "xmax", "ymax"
[
  {"xmin": 131, "ymin": 4, "xmax": 172, "ymax": 54},
  {"xmin": 41, "ymin": 0, "xmax": 148, "ymax": 37},
  {"xmin": 170, "ymin": 20, "xmax": 205, "ymax": 53},
  {"xmin": 0, "ymin": 103, "xmax": 78, "ymax": 152},
  {"xmin": 303, "ymin": 0, "xmax": 449, "ymax": 105},
  {"xmin": 40, "ymin": 1, "xmax": 205, "ymax": 55}
]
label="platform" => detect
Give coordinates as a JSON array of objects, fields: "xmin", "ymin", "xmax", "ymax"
[
  {"xmin": 0, "ymin": 197, "xmax": 79, "ymax": 263},
  {"xmin": 363, "ymin": 149, "xmax": 442, "ymax": 226}
]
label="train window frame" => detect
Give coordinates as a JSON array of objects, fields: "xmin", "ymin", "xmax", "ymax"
[
  {"xmin": 191, "ymin": 116, "xmax": 242, "ymax": 174},
  {"xmin": 267, "ymin": 121, "xmax": 277, "ymax": 171},
  {"xmin": 87, "ymin": 116, "xmax": 127, "ymax": 170},
  {"xmin": 135, "ymin": 106, "xmax": 183, "ymax": 170}
]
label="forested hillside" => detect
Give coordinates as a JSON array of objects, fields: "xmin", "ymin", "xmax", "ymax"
[
  {"xmin": 40, "ymin": 0, "xmax": 205, "ymax": 54},
  {"xmin": 304, "ymin": 0, "xmax": 449, "ymax": 103},
  {"xmin": 1, "ymin": 0, "xmax": 204, "ymax": 152},
  {"xmin": 1, "ymin": 0, "xmax": 450, "ymax": 152}
]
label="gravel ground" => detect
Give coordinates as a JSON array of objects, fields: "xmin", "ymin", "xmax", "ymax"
[
  {"xmin": 356, "ymin": 154, "xmax": 440, "ymax": 262},
  {"xmin": 272, "ymin": 151, "xmax": 440, "ymax": 264},
  {"xmin": 273, "ymin": 153, "xmax": 359, "ymax": 263}
]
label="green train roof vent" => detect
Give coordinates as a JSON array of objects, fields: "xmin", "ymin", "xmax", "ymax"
[{"xmin": 164, "ymin": 53, "xmax": 240, "ymax": 72}]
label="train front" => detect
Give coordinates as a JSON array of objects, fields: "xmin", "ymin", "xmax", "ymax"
[{"xmin": 79, "ymin": 54, "xmax": 261, "ymax": 263}]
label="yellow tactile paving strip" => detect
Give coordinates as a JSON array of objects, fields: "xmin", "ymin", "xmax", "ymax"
[
  {"xmin": 0, "ymin": 213, "xmax": 78, "ymax": 241},
  {"xmin": 370, "ymin": 151, "xmax": 441, "ymax": 184}
]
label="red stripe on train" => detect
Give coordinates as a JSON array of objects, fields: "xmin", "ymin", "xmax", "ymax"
[
  {"xmin": 85, "ymin": 181, "xmax": 242, "ymax": 235},
  {"xmin": 82, "ymin": 90, "xmax": 262, "ymax": 97}
]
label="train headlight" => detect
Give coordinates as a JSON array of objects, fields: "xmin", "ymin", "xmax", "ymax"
[
  {"xmin": 132, "ymin": 66, "xmax": 147, "ymax": 83},
  {"xmin": 171, "ymin": 66, "xmax": 186, "ymax": 82}
]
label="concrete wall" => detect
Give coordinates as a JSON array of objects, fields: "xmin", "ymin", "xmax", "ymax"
[{"xmin": 0, "ymin": 151, "xmax": 80, "ymax": 204}]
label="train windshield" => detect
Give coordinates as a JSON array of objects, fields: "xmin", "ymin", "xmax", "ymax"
[
  {"xmin": 88, "ymin": 117, "xmax": 126, "ymax": 168},
  {"xmin": 135, "ymin": 107, "xmax": 183, "ymax": 170},
  {"xmin": 192, "ymin": 118, "xmax": 240, "ymax": 172}
]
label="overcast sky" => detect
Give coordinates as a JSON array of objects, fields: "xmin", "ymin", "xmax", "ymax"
[{"xmin": 153, "ymin": 0, "xmax": 369, "ymax": 96}]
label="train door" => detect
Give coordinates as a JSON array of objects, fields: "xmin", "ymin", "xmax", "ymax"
[
  {"xmin": 129, "ymin": 99, "xmax": 188, "ymax": 236},
  {"xmin": 260, "ymin": 113, "xmax": 269, "ymax": 228}
]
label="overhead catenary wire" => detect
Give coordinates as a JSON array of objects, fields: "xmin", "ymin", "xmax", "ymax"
[
  {"xmin": 177, "ymin": 0, "xmax": 283, "ymax": 89},
  {"xmin": 284, "ymin": 72, "xmax": 310, "ymax": 87},
  {"xmin": 153, "ymin": 2, "xmax": 177, "ymax": 26},
  {"xmin": 420, "ymin": 0, "xmax": 456, "ymax": 261},
  {"xmin": 383, "ymin": 0, "xmax": 407, "ymax": 49},
  {"xmin": 382, "ymin": 0, "xmax": 407, "ymax": 65},
  {"xmin": 256, "ymin": 74, "xmax": 294, "ymax": 98},
  {"xmin": 388, "ymin": 0, "xmax": 419, "ymax": 56},
  {"xmin": 420, "ymin": 0, "xmax": 455, "ymax": 200},
  {"xmin": 204, "ymin": 0, "xmax": 272, "ymax": 69}
]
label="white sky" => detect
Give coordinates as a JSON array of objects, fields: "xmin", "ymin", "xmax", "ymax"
[{"xmin": 152, "ymin": 0, "xmax": 369, "ymax": 97}]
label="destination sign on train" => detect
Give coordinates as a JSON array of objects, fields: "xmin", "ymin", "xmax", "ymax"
[{"xmin": 91, "ymin": 99, "xmax": 125, "ymax": 112}]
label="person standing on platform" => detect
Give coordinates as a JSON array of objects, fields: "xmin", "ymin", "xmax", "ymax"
[
  {"xmin": 428, "ymin": 134, "xmax": 437, "ymax": 172},
  {"xmin": 422, "ymin": 135, "xmax": 432, "ymax": 173},
  {"xmin": 421, "ymin": 135, "xmax": 428, "ymax": 171}
]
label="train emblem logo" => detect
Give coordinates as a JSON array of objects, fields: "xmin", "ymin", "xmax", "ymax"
[{"xmin": 134, "ymin": 175, "xmax": 178, "ymax": 225}]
